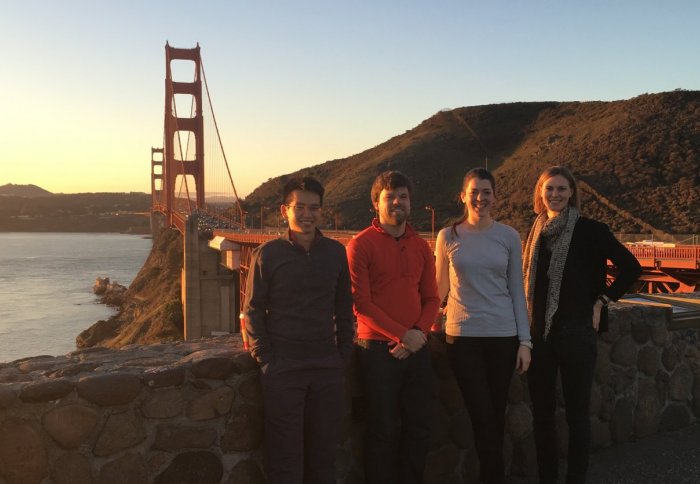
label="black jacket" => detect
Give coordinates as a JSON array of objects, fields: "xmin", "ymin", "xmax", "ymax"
[{"xmin": 533, "ymin": 217, "xmax": 642, "ymax": 336}]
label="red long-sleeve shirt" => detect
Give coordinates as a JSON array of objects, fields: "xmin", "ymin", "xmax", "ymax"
[{"xmin": 347, "ymin": 219, "xmax": 440, "ymax": 343}]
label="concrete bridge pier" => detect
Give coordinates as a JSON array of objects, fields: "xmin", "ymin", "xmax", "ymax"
[{"xmin": 182, "ymin": 215, "xmax": 239, "ymax": 339}]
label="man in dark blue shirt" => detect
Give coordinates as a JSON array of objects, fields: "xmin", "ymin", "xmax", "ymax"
[{"xmin": 244, "ymin": 177, "xmax": 353, "ymax": 484}]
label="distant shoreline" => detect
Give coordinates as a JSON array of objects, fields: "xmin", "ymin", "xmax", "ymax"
[
  {"xmin": 0, "ymin": 227, "xmax": 151, "ymax": 235},
  {"xmin": 0, "ymin": 192, "xmax": 152, "ymax": 234}
]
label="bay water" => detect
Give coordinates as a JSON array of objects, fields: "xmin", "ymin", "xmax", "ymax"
[{"xmin": 0, "ymin": 233, "xmax": 152, "ymax": 363}]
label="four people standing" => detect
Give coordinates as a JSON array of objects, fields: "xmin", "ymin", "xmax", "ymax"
[
  {"xmin": 523, "ymin": 166, "xmax": 641, "ymax": 484},
  {"xmin": 347, "ymin": 171, "xmax": 441, "ymax": 484},
  {"xmin": 245, "ymin": 166, "xmax": 642, "ymax": 484},
  {"xmin": 435, "ymin": 168, "xmax": 531, "ymax": 484}
]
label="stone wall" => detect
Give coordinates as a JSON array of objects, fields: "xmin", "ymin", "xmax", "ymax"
[
  {"xmin": 1, "ymin": 303, "xmax": 698, "ymax": 484},
  {"xmin": 416, "ymin": 301, "xmax": 700, "ymax": 483},
  {"xmin": 0, "ymin": 339, "xmax": 264, "ymax": 484}
]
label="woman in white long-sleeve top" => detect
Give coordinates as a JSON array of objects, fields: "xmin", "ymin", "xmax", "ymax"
[{"xmin": 435, "ymin": 168, "xmax": 532, "ymax": 484}]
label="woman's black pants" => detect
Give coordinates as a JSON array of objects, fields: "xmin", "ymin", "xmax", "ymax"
[
  {"xmin": 446, "ymin": 335, "xmax": 519, "ymax": 484},
  {"xmin": 528, "ymin": 320, "xmax": 598, "ymax": 484}
]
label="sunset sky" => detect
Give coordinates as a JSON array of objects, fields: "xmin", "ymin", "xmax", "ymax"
[{"xmin": 2, "ymin": 1, "xmax": 698, "ymax": 197}]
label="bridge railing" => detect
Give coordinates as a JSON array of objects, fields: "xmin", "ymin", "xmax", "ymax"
[
  {"xmin": 626, "ymin": 245, "xmax": 700, "ymax": 269},
  {"xmin": 617, "ymin": 233, "xmax": 700, "ymax": 245},
  {"xmin": 214, "ymin": 230, "xmax": 700, "ymax": 295}
]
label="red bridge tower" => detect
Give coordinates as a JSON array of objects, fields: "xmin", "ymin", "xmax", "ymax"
[{"xmin": 163, "ymin": 43, "xmax": 205, "ymax": 226}]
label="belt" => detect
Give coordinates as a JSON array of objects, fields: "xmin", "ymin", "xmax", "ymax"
[{"xmin": 356, "ymin": 338, "xmax": 391, "ymax": 349}]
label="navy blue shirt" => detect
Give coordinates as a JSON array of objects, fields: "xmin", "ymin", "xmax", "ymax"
[{"xmin": 244, "ymin": 230, "xmax": 354, "ymax": 365}]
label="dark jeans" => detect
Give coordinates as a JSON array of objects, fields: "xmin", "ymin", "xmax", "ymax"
[
  {"xmin": 261, "ymin": 355, "xmax": 345, "ymax": 484},
  {"xmin": 356, "ymin": 340, "xmax": 434, "ymax": 484},
  {"xmin": 528, "ymin": 319, "xmax": 598, "ymax": 484},
  {"xmin": 446, "ymin": 335, "xmax": 519, "ymax": 484}
]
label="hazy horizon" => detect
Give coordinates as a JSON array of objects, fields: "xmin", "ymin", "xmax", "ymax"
[{"xmin": 3, "ymin": 1, "xmax": 699, "ymax": 196}]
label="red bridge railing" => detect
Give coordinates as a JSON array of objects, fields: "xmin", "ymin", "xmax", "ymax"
[
  {"xmin": 626, "ymin": 245, "xmax": 700, "ymax": 270},
  {"xmin": 215, "ymin": 230, "xmax": 700, "ymax": 295}
]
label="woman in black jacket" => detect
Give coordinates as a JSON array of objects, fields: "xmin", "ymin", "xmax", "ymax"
[{"xmin": 523, "ymin": 166, "xmax": 641, "ymax": 484}]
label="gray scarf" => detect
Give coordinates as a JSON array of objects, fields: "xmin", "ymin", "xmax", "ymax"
[{"xmin": 523, "ymin": 206, "xmax": 580, "ymax": 339}]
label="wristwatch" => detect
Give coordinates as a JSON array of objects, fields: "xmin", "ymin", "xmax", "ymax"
[{"xmin": 598, "ymin": 294, "xmax": 611, "ymax": 306}]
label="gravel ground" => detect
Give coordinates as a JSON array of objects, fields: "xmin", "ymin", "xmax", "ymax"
[{"xmin": 508, "ymin": 424, "xmax": 700, "ymax": 484}]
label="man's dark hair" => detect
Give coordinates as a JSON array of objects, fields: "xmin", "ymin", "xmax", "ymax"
[
  {"xmin": 370, "ymin": 170, "xmax": 413, "ymax": 204},
  {"xmin": 282, "ymin": 176, "xmax": 325, "ymax": 205}
]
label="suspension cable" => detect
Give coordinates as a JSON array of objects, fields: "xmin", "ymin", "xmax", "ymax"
[{"xmin": 201, "ymin": 58, "xmax": 245, "ymax": 225}]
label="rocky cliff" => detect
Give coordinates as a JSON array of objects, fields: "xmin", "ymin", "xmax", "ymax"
[{"xmin": 77, "ymin": 228, "xmax": 184, "ymax": 349}]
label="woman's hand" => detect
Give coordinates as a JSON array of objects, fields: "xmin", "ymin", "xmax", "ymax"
[
  {"xmin": 516, "ymin": 345, "xmax": 531, "ymax": 374},
  {"xmin": 592, "ymin": 299, "xmax": 604, "ymax": 331}
]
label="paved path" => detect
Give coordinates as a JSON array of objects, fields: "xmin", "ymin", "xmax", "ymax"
[{"xmin": 509, "ymin": 424, "xmax": 700, "ymax": 484}]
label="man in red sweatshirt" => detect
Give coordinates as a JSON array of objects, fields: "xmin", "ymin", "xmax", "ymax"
[{"xmin": 347, "ymin": 171, "xmax": 440, "ymax": 484}]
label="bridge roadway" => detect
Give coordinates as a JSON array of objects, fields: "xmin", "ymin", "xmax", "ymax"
[{"xmin": 211, "ymin": 228, "xmax": 700, "ymax": 295}]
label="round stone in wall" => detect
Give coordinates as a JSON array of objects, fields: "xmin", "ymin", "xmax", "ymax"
[
  {"xmin": 637, "ymin": 345, "xmax": 659, "ymax": 376},
  {"xmin": 94, "ymin": 410, "xmax": 147, "ymax": 457},
  {"xmin": 186, "ymin": 386, "xmax": 235, "ymax": 421},
  {"xmin": 19, "ymin": 378, "xmax": 74, "ymax": 403},
  {"xmin": 659, "ymin": 404, "xmax": 691, "ymax": 432},
  {"xmin": 97, "ymin": 453, "xmax": 147, "ymax": 484},
  {"xmin": 635, "ymin": 379, "xmax": 661, "ymax": 438},
  {"xmin": 142, "ymin": 387, "xmax": 183, "ymax": 419},
  {"xmin": 42, "ymin": 404, "xmax": 99, "ymax": 449},
  {"xmin": 669, "ymin": 365, "xmax": 693, "ymax": 401},
  {"xmin": 693, "ymin": 374, "xmax": 700, "ymax": 418},
  {"xmin": 611, "ymin": 335, "xmax": 638, "ymax": 367},
  {"xmin": 610, "ymin": 398, "xmax": 634, "ymax": 444},
  {"xmin": 221, "ymin": 404, "xmax": 263, "ymax": 452},
  {"xmin": 505, "ymin": 402, "xmax": 532, "ymax": 441},
  {"xmin": 0, "ymin": 418, "xmax": 48, "ymax": 484},
  {"xmin": 77, "ymin": 373, "xmax": 141, "ymax": 406},
  {"xmin": 52, "ymin": 452, "xmax": 93, "ymax": 484},
  {"xmin": 661, "ymin": 345, "xmax": 681, "ymax": 372},
  {"xmin": 225, "ymin": 459, "xmax": 266, "ymax": 484},
  {"xmin": 154, "ymin": 451, "xmax": 223, "ymax": 484}
]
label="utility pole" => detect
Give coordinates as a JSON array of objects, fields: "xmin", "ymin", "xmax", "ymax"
[
  {"xmin": 425, "ymin": 205, "xmax": 435, "ymax": 241},
  {"xmin": 260, "ymin": 206, "xmax": 267, "ymax": 230}
]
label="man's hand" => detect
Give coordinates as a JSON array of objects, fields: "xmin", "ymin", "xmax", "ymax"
[
  {"xmin": 401, "ymin": 329, "xmax": 427, "ymax": 353},
  {"xmin": 388, "ymin": 341, "xmax": 411, "ymax": 360}
]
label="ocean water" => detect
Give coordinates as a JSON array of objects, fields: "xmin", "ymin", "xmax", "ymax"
[{"xmin": 0, "ymin": 233, "xmax": 152, "ymax": 363}]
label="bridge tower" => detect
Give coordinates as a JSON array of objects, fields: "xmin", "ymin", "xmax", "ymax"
[
  {"xmin": 151, "ymin": 147, "xmax": 164, "ymax": 209},
  {"xmin": 163, "ymin": 43, "xmax": 205, "ymax": 225},
  {"xmin": 150, "ymin": 147, "xmax": 166, "ymax": 238}
]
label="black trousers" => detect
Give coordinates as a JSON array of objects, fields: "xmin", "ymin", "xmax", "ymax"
[
  {"xmin": 261, "ymin": 355, "xmax": 345, "ymax": 484},
  {"xmin": 527, "ymin": 319, "xmax": 598, "ymax": 484},
  {"xmin": 356, "ymin": 340, "xmax": 434, "ymax": 484},
  {"xmin": 446, "ymin": 335, "xmax": 519, "ymax": 484}
]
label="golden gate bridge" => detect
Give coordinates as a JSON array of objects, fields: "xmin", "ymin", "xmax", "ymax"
[
  {"xmin": 150, "ymin": 43, "xmax": 245, "ymax": 235},
  {"xmin": 150, "ymin": 44, "xmax": 700, "ymax": 300}
]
